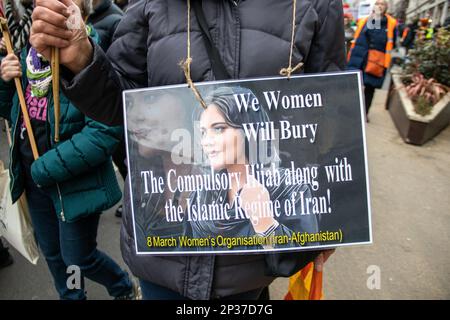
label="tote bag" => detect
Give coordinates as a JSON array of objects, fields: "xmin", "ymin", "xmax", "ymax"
[{"xmin": 0, "ymin": 161, "xmax": 39, "ymax": 264}]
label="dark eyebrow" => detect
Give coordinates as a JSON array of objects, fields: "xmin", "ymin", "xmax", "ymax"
[
  {"xmin": 200, "ymin": 122, "xmax": 228, "ymax": 130},
  {"xmin": 210, "ymin": 122, "xmax": 228, "ymax": 127}
]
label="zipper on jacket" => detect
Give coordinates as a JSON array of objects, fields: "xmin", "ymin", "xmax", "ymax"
[
  {"xmin": 56, "ymin": 183, "xmax": 66, "ymax": 222},
  {"xmin": 48, "ymin": 84, "xmax": 65, "ymax": 222},
  {"xmin": 44, "ymin": 87, "xmax": 62, "ymax": 220},
  {"xmin": 231, "ymin": 0, "xmax": 241, "ymax": 78}
]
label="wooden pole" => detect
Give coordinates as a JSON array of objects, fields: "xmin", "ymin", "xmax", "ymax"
[{"xmin": 0, "ymin": 18, "xmax": 39, "ymax": 160}]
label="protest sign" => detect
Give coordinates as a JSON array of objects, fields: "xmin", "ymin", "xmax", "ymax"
[{"xmin": 123, "ymin": 71, "xmax": 371, "ymax": 254}]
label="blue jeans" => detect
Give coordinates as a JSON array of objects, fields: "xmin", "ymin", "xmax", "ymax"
[
  {"xmin": 139, "ymin": 279, "xmax": 263, "ymax": 300},
  {"xmin": 25, "ymin": 179, "xmax": 132, "ymax": 300}
]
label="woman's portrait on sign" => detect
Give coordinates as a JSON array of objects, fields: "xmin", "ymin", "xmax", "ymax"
[
  {"xmin": 186, "ymin": 86, "xmax": 319, "ymax": 250},
  {"xmin": 125, "ymin": 91, "xmax": 193, "ymax": 251}
]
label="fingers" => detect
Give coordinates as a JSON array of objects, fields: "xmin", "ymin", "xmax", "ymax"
[
  {"xmin": 1, "ymin": 69, "xmax": 22, "ymax": 81},
  {"xmin": 314, "ymin": 253, "xmax": 324, "ymax": 272},
  {"xmin": 30, "ymin": 32, "xmax": 70, "ymax": 53},
  {"xmin": 2, "ymin": 53, "xmax": 20, "ymax": 65},
  {"xmin": 32, "ymin": 6, "xmax": 69, "ymax": 30},
  {"xmin": 32, "ymin": 17, "xmax": 73, "ymax": 40},
  {"xmin": 313, "ymin": 249, "xmax": 336, "ymax": 272},
  {"xmin": 31, "ymin": 0, "xmax": 74, "ymax": 53},
  {"xmin": 322, "ymin": 249, "xmax": 335, "ymax": 263},
  {"xmin": 34, "ymin": 0, "xmax": 71, "ymax": 18},
  {"xmin": 1, "ymin": 65, "xmax": 22, "ymax": 73},
  {"xmin": 1, "ymin": 55, "xmax": 22, "ymax": 81},
  {"xmin": 57, "ymin": 0, "xmax": 77, "ymax": 9}
]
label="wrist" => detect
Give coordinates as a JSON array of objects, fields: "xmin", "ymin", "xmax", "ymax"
[{"xmin": 66, "ymin": 38, "xmax": 94, "ymax": 75}]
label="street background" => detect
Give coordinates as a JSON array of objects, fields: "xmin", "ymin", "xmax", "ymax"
[{"xmin": 1, "ymin": 87, "xmax": 449, "ymax": 300}]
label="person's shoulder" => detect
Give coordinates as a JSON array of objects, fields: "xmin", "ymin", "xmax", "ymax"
[
  {"xmin": 121, "ymin": 0, "xmax": 150, "ymax": 19},
  {"xmin": 126, "ymin": 0, "xmax": 149, "ymax": 11},
  {"xmin": 308, "ymin": 0, "xmax": 343, "ymax": 21},
  {"xmin": 310, "ymin": 0, "xmax": 342, "ymax": 9}
]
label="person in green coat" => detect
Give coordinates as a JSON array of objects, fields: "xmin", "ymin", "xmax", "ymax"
[{"xmin": 0, "ymin": 0, "xmax": 136, "ymax": 300}]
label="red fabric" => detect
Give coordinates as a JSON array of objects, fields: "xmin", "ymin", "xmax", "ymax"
[{"xmin": 0, "ymin": 1, "xmax": 5, "ymax": 18}]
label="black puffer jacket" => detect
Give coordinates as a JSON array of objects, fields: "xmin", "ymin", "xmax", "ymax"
[
  {"xmin": 62, "ymin": 0, "xmax": 345, "ymax": 300},
  {"xmin": 87, "ymin": 0, "xmax": 123, "ymax": 51}
]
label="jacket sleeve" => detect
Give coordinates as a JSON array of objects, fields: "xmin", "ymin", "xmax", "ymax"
[
  {"xmin": 347, "ymin": 25, "xmax": 369, "ymax": 70},
  {"xmin": 30, "ymin": 115, "xmax": 123, "ymax": 187},
  {"xmin": 0, "ymin": 78, "xmax": 15, "ymax": 121},
  {"xmin": 61, "ymin": 0, "xmax": 149, "ymax": 126},
  {"xmin": 304, "ymin": 0, "xmax": 346, "ymax": 72}
]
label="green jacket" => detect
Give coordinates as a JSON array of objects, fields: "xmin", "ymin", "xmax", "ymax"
[{"xmin": 0, "ymin": 38, "xmax": 123, "ymax": 222}]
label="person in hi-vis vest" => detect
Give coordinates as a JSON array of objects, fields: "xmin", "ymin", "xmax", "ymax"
[{"xmin": 347, "ymin": 0, "xmax": 397, "ymax": 120}]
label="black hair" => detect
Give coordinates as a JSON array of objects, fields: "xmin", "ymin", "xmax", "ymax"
[{"xmin": 198, "ymin": 86, "xmax": 279, "ymax": 165}]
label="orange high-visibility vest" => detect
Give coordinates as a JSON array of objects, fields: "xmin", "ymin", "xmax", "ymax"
[
  {"xmin": 401, "ymin": 27, "xmax": 410, "ymax": 41},
  {"xmin": 347, "ymin": 14, "xmax": 397, "ymax": 68}
]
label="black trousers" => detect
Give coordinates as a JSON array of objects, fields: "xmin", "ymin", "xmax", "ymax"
[{"xmin": 364, "ymin": 85, "xmax": 376, "ymax": 115}]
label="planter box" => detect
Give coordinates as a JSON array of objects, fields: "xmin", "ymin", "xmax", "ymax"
[{"xmin": 386, "ymin": 73, "xmax": 450, "ymax": 145}]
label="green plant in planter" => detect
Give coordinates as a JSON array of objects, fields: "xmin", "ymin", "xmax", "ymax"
[{"xmin": 402, "ymin": 28, "xmax": 449, "ymax": 115}]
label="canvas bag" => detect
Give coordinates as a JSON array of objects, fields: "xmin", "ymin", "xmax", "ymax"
[
  {"xmin": 0, "ymin": 124, "xmax": 39, "ymax": 265},
  {"xmin": 0, "ymin": 160, "xmax": 39, "ymax": 264}
]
